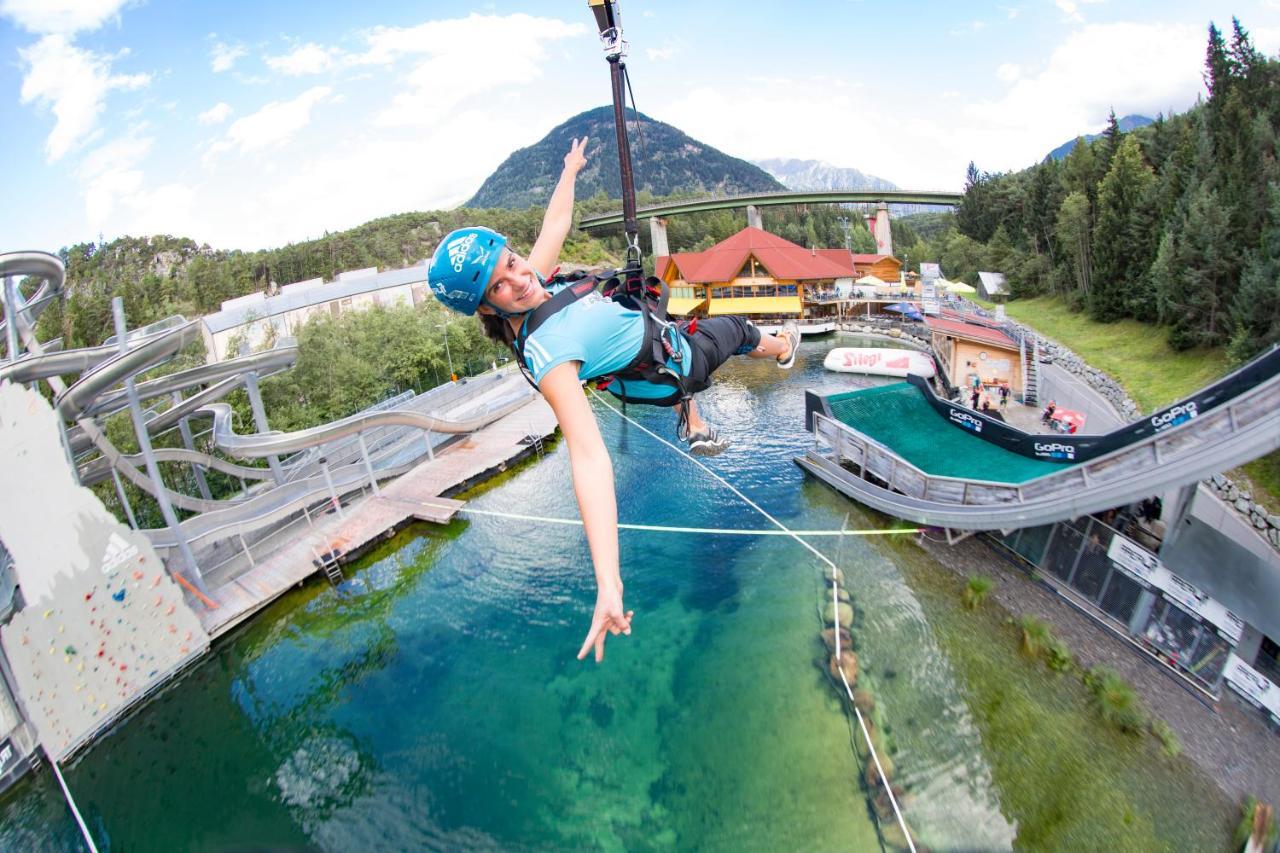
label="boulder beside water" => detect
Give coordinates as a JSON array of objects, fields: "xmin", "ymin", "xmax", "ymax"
[
  {"xmin": 821, "ymin": 627, "xmax": 852, "ymax": 655},
  {"xmin": 828, "ymin": 651, "xmax": 859, "ymax": 685},
  {"xmin": 822, "ymin": 601, "xmax": 854, "ymax": 628}
]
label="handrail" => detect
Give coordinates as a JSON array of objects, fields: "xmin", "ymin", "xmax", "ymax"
[{"xmin": 807, "ymin": 367, "xmax": 1280, "ymax": 527}]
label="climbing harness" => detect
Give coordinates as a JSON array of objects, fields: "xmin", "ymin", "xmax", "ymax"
[{"xmin": 511, "ymin": 266, "xmax": 700, "ymax": 435}]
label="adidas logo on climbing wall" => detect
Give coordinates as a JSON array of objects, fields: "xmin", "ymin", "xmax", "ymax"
[
  {"xmin": 101, "ymin": 531, "xmax": 138, "ymax": 575},
  {"xmin": 447, "ymin": 233, "xmax": 477, "ymax": 272}
]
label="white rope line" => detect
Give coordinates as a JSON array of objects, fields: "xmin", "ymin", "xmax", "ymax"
[
  {"xmin": 416, "ymin": 502, "xmax": 917, "ymax": 537},
  {"xmin": 587, "ymin": 391, "xmax": 916, "ymax": 852},
  {"xmin": 48, "ymin": 752, "xmax": 99, "ymax": 853}
]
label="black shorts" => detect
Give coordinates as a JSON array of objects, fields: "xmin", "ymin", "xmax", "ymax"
[
  {"xmin": 608, "ymin": 317, "xmax": 761, "ymax": 408},
  {"xmin": 681, "ymin": 316, "xmax": 762, "ymax": 395}
]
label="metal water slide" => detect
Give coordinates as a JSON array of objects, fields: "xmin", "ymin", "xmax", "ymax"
[
  {"xmin": 2, "ymin": 249, "xmax": 538, "ymax": 543},
  {"xmin": 797, "ymin": 358, "xmax": 1280, "ymax": 530}
]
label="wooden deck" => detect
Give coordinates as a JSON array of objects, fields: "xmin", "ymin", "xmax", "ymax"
[{"xmin": 198, "ymin": 394, "xmax": 557, "ymax": 637}]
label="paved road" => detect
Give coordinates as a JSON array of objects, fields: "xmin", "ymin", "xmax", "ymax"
[{"xmin": 1037, "ymin": 361, "xmax": 1126, "ymax": 433}]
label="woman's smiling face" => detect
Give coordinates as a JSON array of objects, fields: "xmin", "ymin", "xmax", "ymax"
[{"xmin": 479, "ymin": 248, "xmax": 546, "ymax": 315}]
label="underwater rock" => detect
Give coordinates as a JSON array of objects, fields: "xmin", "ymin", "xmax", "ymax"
[
  {"xmin": 835, "ymin": 586, "xmax": 851, "ymax": 603},
  {"xmin": 822, "ymin": 601, "xmax": 854, "ymax": 628},
  {"xmin": 821, "ymin": 626, "xmax": 852, "ymax": 655},
  {"xmin": 828, "ymin": 651, "xmax": 859, "ymax": 685},
  {"xmin": 853, "ymin": 687, "xmax": 875, "ymax": 714},
  {"xmin": 866, "ymin": 749, "xmax": 896, "ymax": 788},
  {"xmin": 824, "ymin": 566, "xmax": 843, "ymax": 584},
  {"xmin": 879, "ymin": 820, "xmax": 913, "ymax": 851}
]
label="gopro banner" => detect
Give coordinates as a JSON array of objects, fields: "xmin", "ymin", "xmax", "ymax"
[
  {"xmin": 905, "ymin": 343, "xmax": 1280, "ymax": 464},
  {"xmin": 1224, "ymin": 654, "xmax": 1280, "ymax": 722}
]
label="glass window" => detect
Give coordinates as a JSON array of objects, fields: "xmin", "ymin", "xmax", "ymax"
[
  {"xmin": 1098, "ymin": 570, "xmax": 1143, "ymax": 626},
  {"xmin": 1256, "ymin": 635, "xmax": 1280, "ymax": 686},
  {"xmin": 1044, "ymin": 523, "xmax": 1085, "ymax": 582},
  {"xmin": 1185, "ymin": 631, "xmax": 1231, "ymax": 686},
  {"xmin": 1071, "ymin": 538, "xmax": 1110, "ymax": 602},
  {"xmin": 1143, "ymin": 600, "xmax": 1203, "ymax": 664}
]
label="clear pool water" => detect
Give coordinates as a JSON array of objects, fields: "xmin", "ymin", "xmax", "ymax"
[{"xmin": 0, "ymin": 335, "xmax": 1231, "ymax": 851}]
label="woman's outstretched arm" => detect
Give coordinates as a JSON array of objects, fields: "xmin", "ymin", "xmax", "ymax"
[
  {"xmin": 538, "ymin": 360, "xmax": 633, "ymax": 662},
  {"xmin": 529, "ymin": 137, "xmax": 589, "ymax": 279}
]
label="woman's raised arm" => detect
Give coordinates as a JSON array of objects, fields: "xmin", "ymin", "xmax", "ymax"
[{"xmin": 529, "ymin": 137, "xmax": 589, "ymax": 279}]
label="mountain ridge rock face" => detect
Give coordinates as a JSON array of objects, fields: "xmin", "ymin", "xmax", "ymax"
[{"xmin": 465, "ymin": 106, "xmax": 784, "ymax": 209}]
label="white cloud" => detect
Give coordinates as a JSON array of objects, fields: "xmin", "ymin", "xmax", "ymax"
[
  {"xmin": 19, "ymin": 34, "xmax": 150, "ymax": 161},
  {"xmin": 1055, "ymin": 0, "xmax": 1105, "ymax": 24},
  {"xmin": 77, "ymin": 132, "xmax": 152, "ymax": 226},
  {"xmin": 357, "ymin": 14, "xmax": 586, "ymax": 126},
  {"xmin": 646, "ymin": 45, "xmax": 675, "ymax": 62},
  {"xmin": 198, "ymin": 102, "xmax": 233, "ymax": 124},
  {"xmin": 220, "ymin": 86, "xmax": 333, "ymax": 154},
  {"xmin": 266, "ymin": 43, "xmax": 336, "ymax": 76},
  {"xmin": 74, "ymin": 129, "xmax": 200, "ymax": 239},
  {"xmin": 996, "ymin": 62, "xmax": 1022, "ymax": 82},
  {"xmin": 0, "ymin": 0, "xmax": 129, "ymax": 35},
  {"xmin": 1001, "ymin": 6, "xmax": 1022, "ymax": 19},
  {"xmin": 210, "ymin": 40, "xmax": 247, "ymax": 73}
]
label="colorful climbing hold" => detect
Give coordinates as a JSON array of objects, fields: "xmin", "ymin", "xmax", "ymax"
[
  {"xmin": 64, "ymin": 645, "xmax": 76, "ymax": 656},
  {"xmin": 112, "ymin": 589, "xmax": 126, "ymax": 602}
]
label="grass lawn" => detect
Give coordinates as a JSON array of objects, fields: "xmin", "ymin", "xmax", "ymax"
[
  {"xmin": 998, "ymin": 295, "xmax": 1279, "ymax": 510},
  {"xmin": 999, "ymin": 296, "xmax": 1229, "ymax": 412}
]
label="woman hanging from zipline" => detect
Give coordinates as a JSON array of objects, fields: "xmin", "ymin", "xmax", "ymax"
[{"xmin": 426, "ymin": 137, "xmax": 799, "ymax": 664}]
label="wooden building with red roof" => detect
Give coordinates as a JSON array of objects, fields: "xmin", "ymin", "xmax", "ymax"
[
  {"xmin": 655, "ymin": 226, "xmax": 858, "ymax": 322},
  {"xmin": 925, "ymin": 315, "xmax": 1024, "ymax": 396}
]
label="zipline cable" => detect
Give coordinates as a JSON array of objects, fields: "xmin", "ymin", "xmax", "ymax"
[
  {"xmin": 414, "ymin": 502, "xmax": 916, "ymax": 537},
  {"xmin": 48, "ymin": 752, "xmax": 99, "ymax": 853},
  {"xmin": 586, "ymin": 390, "xmax": 917, "ymax": 851}
]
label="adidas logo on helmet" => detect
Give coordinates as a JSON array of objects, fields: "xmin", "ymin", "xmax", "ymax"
[{"xmin": 447, "ymin": 233, "xmax": 477, "ymax": 273}]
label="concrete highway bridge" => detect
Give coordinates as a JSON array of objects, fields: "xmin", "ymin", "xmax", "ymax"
[{"xmin": 578, "ymin": 188, "xmax": 964, "ymax": 254}]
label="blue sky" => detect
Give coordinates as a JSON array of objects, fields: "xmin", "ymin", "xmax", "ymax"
[{"xmin": 3, "ymin": 1, "xmax": 1279, "ymax": 252}]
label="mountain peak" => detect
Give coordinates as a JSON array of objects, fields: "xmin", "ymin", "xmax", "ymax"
[
  {"xmin": 752, "ymin": 158, "xmax": 898, "ymax": 192},
  {"xmin": 465, "ymin": 107, "xmax": 783, "ymax": 209}
]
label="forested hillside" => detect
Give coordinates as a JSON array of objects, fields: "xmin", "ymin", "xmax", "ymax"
[
  {"xmin": 466, "ymin": 106, "xmax": 783, "ymax": 209},
  {"xmin": 929, "ymin": 19, "xmax": 1280, "ymax": 364}
]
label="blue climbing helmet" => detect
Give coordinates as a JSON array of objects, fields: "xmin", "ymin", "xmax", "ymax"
[{"xmin": 427, "ymin": 226, "xmax": 508, "ymax": 315}]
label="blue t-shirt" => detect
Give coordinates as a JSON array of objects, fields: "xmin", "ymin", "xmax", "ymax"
[{"xmin": 520, "ymin": 283, "xmax": 690, "ymax": 401}]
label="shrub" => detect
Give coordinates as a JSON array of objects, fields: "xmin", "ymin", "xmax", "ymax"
[
  {"xmin": 1085, "ymin": 667, "xmax": 1148, "ymax": 733},
  {"xmin": 962, "ymin": 575, "xmax": 995, "ymax": 610},
  {"xmin": 1150, "ymin": 718, "xmax": 1181, "ymax": 757},
  {"xmin": 1045, "ymin": 638, "xmax": 1074, "ymax": 673},
  {"xmin": 1019, "ymin": 616, "xmax": 1052, "ymax": 658}
]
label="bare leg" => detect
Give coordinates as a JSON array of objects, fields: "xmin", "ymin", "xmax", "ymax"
[
  {"xmin": 749, "ymin": 332, "xmax": 791, "ymax": 360},
  {"xmin": 677, "ymin": 397, "xmax": 708, "ymax": 434}
]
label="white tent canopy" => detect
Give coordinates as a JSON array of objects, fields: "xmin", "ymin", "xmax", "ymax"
[{"xmin": 855, "ymin": 274, "xmax": 885, "ymax": 286}]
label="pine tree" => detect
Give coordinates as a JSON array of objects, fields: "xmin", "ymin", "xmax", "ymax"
[
  {"xmin": 1055, "ymin": 191, "xmax": 1093, "ymax": 300},
  {"xmin": 1100, "ymin": 108, "xmax": 1123, "ymax": 172},
  {"xmin": 1163, "ymin": 184, "xmax": 1233, "ymax": 349},
  {"xmin": 1228, "ymin": 184, "xmax": 1280, "ymax": 361},
  {"xmin": 1091, "ymin": 136, "xmax": 1157, "ymax": 319}
]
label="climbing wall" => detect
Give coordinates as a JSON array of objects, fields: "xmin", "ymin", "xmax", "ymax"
[{"xmin": 0, "ymin": 381, "xmax": 209, "ymax": 762}]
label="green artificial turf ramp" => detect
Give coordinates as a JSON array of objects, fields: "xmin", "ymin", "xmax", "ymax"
[{"xmin": 826, "ymin": 383, "xmax": 1070, "ymax": 484}]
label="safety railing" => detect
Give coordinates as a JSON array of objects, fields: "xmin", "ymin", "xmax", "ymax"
[{"xmin": 810, "ymin": 366, "xmax": 1280, "ymax": 512}]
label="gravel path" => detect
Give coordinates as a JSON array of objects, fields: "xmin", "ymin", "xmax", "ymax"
[{"xmin": 913, "ymin": 531, "xmax": 1280, "ymax": 807}]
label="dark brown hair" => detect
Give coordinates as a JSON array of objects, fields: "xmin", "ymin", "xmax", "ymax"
[{"xmin": 478, "ymin": 312, "xmax": 517, "ymax": 351}]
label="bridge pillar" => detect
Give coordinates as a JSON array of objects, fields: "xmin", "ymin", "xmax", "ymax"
[
  {"xmin": 746, "ymin": 205, "xmax": 763, "ymax": 230},
  {"xmin": 649, "ymin": 217, "xmax": 670, "ymax": 258},
  {"xmin": 872, "ymin": 202, "xmax": 893, "ymax": 256}
]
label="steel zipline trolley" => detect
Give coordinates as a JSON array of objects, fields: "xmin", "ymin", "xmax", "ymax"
[{"xmin": 588, "ymin": 0, "xmax": 643, "ymax": 273}]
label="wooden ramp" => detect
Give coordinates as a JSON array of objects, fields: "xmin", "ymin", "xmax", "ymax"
[{"xmin": 198, "ymin": 395, "xmax": 556, "ymax": 637}]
